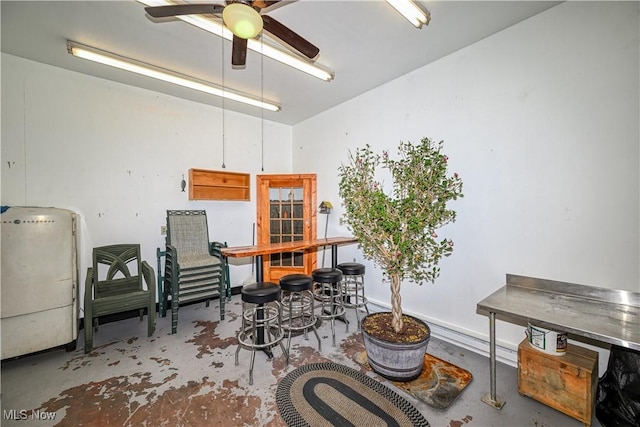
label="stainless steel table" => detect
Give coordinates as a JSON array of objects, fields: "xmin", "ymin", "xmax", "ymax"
[{"xmin": 476, "ymin": 274, "xmax": 640, "ymax": 408}]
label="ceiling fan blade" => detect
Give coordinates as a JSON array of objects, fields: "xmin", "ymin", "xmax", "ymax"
[
  {"xmin": 232, "ymin": 35, "xmax": 248, "ymax": 67},
  {"xmin": 262, "ymin": 15, "xmax": 319, "ymax": 59},
  {"xmin": 145, "ymin": 4, "xmax": 224, "ymax": 18}
]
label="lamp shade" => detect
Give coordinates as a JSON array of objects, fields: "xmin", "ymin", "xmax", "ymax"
[{"xmin": 223, "ymin": 3, "xmax": 263, "ymax": 39}]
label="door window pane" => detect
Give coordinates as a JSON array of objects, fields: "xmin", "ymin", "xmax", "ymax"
[{"xmin": 269, "ymin": 186, "xmax": 304, "ymax": 267}]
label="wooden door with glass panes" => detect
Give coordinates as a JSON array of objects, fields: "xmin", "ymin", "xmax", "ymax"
[{"xmin": 256, "ymin": 174, "xmax": 317, "ymax": 283}]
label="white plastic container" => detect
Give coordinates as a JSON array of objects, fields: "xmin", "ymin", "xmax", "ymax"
[{"xmin": 526, "ymin": 323, "xmax": 567, "ymax": 356}]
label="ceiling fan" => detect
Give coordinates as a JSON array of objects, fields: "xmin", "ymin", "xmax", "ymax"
[{"xmin": 144, "ymin": 1, "xmax": 320, "ymax": 68}]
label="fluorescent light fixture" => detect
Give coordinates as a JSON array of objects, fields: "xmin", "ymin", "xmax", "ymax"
[
  {"xmin": 386, "ymin": 0, "xmax": 430, "ymax": 28},
  {"xmin": 67, "ymin": 40, "xmax": 280, "ymax": 112},
  {"xmin": 138, "ymin": 0, "xmax": 334, "ymax": 82}
]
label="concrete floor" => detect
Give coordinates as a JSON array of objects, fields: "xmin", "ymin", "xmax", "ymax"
[{"xmin": 1, "ymin": 294, "xmax": 602, "ymax": 426}]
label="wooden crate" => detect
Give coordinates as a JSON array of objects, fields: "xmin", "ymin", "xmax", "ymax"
[{"xmin": 518, "ymin": 339, "xmax": 598, "ymax": 426}]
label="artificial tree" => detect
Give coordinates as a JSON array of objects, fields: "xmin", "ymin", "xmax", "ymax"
[{"xmin": 338, "ymin": 137, "xmax": 463, "ymax": 338}]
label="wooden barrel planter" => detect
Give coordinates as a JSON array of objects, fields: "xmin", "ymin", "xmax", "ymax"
[{"xmin": 361, "ymin": 312, "xmax": 431, "ymax": 382}]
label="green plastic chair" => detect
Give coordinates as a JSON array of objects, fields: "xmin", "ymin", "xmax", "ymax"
[
  {"xmin": 84, "ymin": 244, "xmax": 156, "ymax": 353},
  {"xmin": 163, "ymin": 210, "xmax": 227, "ymax": 334}
]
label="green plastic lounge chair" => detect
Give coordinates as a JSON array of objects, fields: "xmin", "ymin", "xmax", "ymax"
[{"xmin": 84, "ymin": 244, "xmax": 156, "ymax": 353}]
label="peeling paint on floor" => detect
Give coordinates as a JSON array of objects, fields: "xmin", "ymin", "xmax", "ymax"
[{"xmin": 1, "ymin": 296, "xmax": 601, "ymax": 427}]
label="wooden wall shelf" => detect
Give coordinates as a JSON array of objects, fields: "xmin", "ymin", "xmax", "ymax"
[{"xmin": 189, "ymin": 168, "xmax": 250, "ymax": 201}]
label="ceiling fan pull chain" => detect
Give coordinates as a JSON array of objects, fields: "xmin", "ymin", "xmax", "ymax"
[
  {"xmin": 261, "ymin": 36, "xmax": 265, "ymax": 172},
  {"xmin": 221, "ymin": 32, "xmax": 226, "ymax": 169}
]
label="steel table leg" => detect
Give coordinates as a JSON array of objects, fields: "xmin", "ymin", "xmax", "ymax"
[
  {"xmin": 331, "ymin": 244, "xmax": 338, "ymax": 268},
  {"xmin": 254, "ymin": 255, "xmax": 273, "ymax": 358},
  {"xmin": 481, "ymin": 311, "xmax": 505, "ymax": 409}
]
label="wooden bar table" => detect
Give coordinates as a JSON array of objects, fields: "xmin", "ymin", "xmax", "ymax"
[
  {"xmin": 222, "ymin": 237, "xmax": 358, "ymax": 357},
  {"xmin": 221, "ymin": 236, "xmax": 358, "ymax": 282}
]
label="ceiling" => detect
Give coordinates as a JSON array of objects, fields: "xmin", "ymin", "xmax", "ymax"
[{"xmin": 1, "ymin": 1, "xmax": 561, "ymax": 125}]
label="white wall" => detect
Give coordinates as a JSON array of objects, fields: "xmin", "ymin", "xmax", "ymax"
[
  {"xmin": 293, "ymin": 1, "xmax": 639, "ymax": 367},
  {"xmin": 2, "ymin": 1, "xmax": 638, "ymax": 371},
  {"xmin": 1, "ymin": 53, "xmax": 293, "ymax": 299}
]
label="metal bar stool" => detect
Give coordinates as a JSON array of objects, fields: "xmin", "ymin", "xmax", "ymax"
[
  {"xmin": 312, "ymin": 268, "xmax": 346, "ymax": 347},
  {"xmin": 337, "ymin": 262, "xmax": 369, "ymax": 331},
  {"xmin": 235, "ymin": 282, "xmax": 287, "ymax": 385},
  {"xmin": 280, "ymin": 274, "xmax": 321, "ymax": 358}
]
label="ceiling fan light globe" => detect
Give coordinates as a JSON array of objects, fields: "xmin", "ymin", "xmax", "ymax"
[
  {"xmin": 223, "ymin": 3, "xmax": 263, "ymax": 39},
  {"xmin": 235, "ymin": 21, "xmax": 261, "ymax": 39}
]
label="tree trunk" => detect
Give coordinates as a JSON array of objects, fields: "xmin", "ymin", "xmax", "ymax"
[{"xmin": 390, "ymin": 273, "xmax": 403, "ymax": 333}]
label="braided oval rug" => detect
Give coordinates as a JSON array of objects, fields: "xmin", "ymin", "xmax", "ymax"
[{"xmin": 276, "ymin": 362, "xmax": 430, "ymax": 427}]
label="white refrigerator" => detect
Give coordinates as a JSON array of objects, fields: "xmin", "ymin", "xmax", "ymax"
[{"xmin": 1, "ymin": 207, "xmax": 79, "ymax": 359}]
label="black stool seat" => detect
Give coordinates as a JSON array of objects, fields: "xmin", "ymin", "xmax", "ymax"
[
  {"xmin": 337, "ymin": 262, "xmax": 365, "ymax": 276},
  {"xmin": 241, "ymin": 282, "xmax": 280, "ymax": 304},
  {"xmin": 280, "ymin": 274, "xmax": 313, "ymax": 292},
  {"xmin": 312, "ymin": 268, "xmax": 343, "ymax": 283}
]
